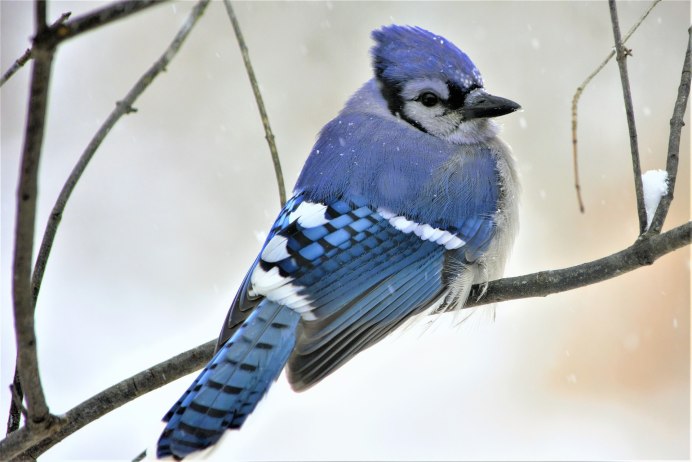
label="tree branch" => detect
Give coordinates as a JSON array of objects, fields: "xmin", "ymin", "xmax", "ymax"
[
  {"xmin": 609, "ymin": 0, "xmax": 648, "ymax": 234},
  {"xmin": 465, "ymin": 221, "xmax": 690, "ymax": 307},
  {"xmin": 3, "ymin": 0, "xmax": 211, "ymax": 457},
  {"xmin": 646, "ymin": 27, "xmax": 691, "ymax": 236},
  {"xmin": 11, "ymin": 0, "xmax": 55, "ymax": 438},
  {"xmin": 4, "ymin": 341, "xmax": 216, "ymax": 461},
  {"xmin": 5, "ymin": 221, "xmax": 689, "ymax": 460},
  {"xmin": 5, "ymin": 0, "xmax": 170, "ymax": 433},
  {"xmin": 571, "ymin": 0, "xmax": 662, "ymax": 212},
  {"xmin": 223, "ymin": 0, "xmax": 287, "ymax": 207},
  {"xmin": 38, "ymin": 0, "xmax": 168, "ymax": 47},
  {"xmin": 1, "ymin": 0, "xmax": 168, "ymax": 88}
]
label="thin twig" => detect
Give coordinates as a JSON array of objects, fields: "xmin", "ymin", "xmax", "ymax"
[
  {"xmin": 132, "ymin": 449, "xmax": 147, "ymax": 462},
  {"xmin": 223, "ymin": 0, "xmax": 287, "ymax": 207},
  {"xmin": 646, "ymin": 27, "xmax": 691, "ymax": 235},
  {"xmin": 1, "ymin": 1, "xmax": 167, "ymax": 88},
  {"xmin": 1, "ymin": 49, "xmax": 33, "ymax": 88},
  {"xmin": 2, "ymin": 341, "xmax": 216, "ymax": 461},
  {"xmin": 11, "ymin": 0, "xmax": 55, "ymax": 434},
  {"xmin": 6, "ymin": 370, "xmax": 24, "ymax": 434},
  {"xmin": 37, "ymin": 0, "xmax": 168, "ymax": 48},
  {"xmin": 0, "ymin": 12, "xmax": 71, "ymax": 88},
  {"xmin": 571, "ymin": 0, "xmax": 661, "ymax": 213},
  {"xmin": 609, "ymin": 0, "xmax": 648, "ymax": 234}
]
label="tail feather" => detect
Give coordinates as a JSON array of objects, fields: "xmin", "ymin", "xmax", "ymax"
[{"xmin": 157, "ymin": 302, "xmax": 300, "ymax": 459}]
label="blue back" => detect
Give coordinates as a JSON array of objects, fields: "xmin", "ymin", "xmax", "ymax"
[{"xmin": 295, "ymin": 111, "xmax": 500, "ymax": 238}]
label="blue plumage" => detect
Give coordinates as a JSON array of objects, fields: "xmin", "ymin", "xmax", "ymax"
[
  {"xmin": 372, "ymin": 26, "xmax": 483, "ymax": 92},
  {"xmin": 157, "ymin": 24, "xmax": 520, "ymax": 459}
]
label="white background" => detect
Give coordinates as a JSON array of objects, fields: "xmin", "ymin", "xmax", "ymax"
[{"xmin": 1, "ymin": 1, "xmax": 690, "ymax": 460}]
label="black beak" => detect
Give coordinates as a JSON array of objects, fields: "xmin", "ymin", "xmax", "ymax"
[{"xmin": 461, "ymin": 91, "xmax": 521, "ymax": 119}]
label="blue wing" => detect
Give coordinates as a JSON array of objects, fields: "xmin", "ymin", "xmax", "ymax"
[{"xmin": 214, "ymin": 191, "xmax": 495, "ymax": 392}]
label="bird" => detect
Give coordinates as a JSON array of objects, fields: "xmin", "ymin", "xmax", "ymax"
[{"xmin": 156, "ymin": 24, "xmax": 520, "ymax": 459}]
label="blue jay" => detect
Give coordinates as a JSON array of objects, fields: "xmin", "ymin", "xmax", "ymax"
[{"xmin": 157, "ymin": 25, "xmax": 520, "ymax": 459}]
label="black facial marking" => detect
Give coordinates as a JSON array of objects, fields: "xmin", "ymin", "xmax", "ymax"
[
  {"xmin": 375, "ymin": 74, "xmax": 429, "ymax": 134},
  {"xmin": 446, "ymin": 81, "xmax": 481, "ymax": 110}
]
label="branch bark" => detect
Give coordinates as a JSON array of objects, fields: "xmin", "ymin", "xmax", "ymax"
[
  {"xmin": 11, "ymin": 0, "xmax": 55, "ymax": 437},
  {"xmin": 465, "ymin": 221, "xmax": 690, "ymax": 307},
  {"xmin": 1, "ymin": 1, "xmax": 168, "ymax": 88},
  {"xmin": 608, "ymin": 0, "xmax": 648, "ymax": 234},
  {"xmin": 37, "ymin": 0, "xmax": 168, "ymax": 47}
]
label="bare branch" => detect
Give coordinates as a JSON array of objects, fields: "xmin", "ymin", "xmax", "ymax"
[
  {"xmin": 5, "ymin": 221, "xmax": 689, "ymax": 459},
  {"xmin": 608, "ymin": 0, "xmax": 648, "ymax": 234},
  {"xmin": 571, "ymin": 0, "xmax": 661, "ymax": 213},
  {"xmin": 31, "ymin": 0, "xmax": 210, "ymax": 313},
  {"xmin": 465, "ymin": 221, "xmax": 690, "ymax": 307},
  {"xmin": 5, "ymin": 12, "xmax": 72, "ymax": 439},
  {"xmin": 3, "ymin": 0, "xmax": 210, "ymax": 457},
  {"xmin": 223, "ymin": 0, "xmax": 287, "ymax": 207},
  {"xmin": 1, "ymin": 0, "xmax": 168, "ymax": 88},
  {"xmin": 646, "ymin": 28, "xmax": 691, "ymax": 235},
  {"xmin": 37, "ymin": 0, "xmax": 168, "ymax": 48},
  {"xmin": 11, "ymin": 0, "xmax": 55, "ymax": 436},
  {"xmin": 2, "ymin": 341, "xmax": 215, "ymax": 461},
  {"xmin": 3, "ymin": 0, "xmax": 184, "ymax": 437},
  {"xmin": 1, "ymin": 2, "xmax": 167, "ymax": 87},
  {"xmin": 0, "ymin": 12, "xmax": 72, "ymax": 89}
]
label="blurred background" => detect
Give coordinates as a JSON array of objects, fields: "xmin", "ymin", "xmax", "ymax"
[{"xmin": 1, "ymin": 1, "xmax": 690, "ymax": 460}]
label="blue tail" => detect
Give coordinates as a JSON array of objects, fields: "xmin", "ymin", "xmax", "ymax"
[{"xmin": 157, "ymin": 302, "xmax": 300, "ymax": 459}]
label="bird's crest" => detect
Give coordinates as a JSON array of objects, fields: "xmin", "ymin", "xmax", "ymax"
[{"xmin": 371, "ymin": 25, "xmax": 483, "ymax": 92}]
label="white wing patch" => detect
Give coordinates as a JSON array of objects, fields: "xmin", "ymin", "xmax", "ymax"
[
  {"xmin": 261, "ymin": 235, "xmax": 290, "ymax": 262},
  {"xmin": 378, "ymin": 208, "xmax": 466, "ymax": 250},
  {"xmin": 288, "ymin": 201, "xmax": 328, "ymax": 227},
  {"xmin": 250, "ymin": 266, "xmax": 316, "ymax": 321},
  {"xmin": 250, "ymin": 266, "xmax": 289, "ymax": 293},
  {"xmin": 250, "ymin": 200, "xmax": 329, "ymax": 322}
]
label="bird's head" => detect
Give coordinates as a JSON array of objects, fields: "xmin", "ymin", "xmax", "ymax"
[{"xmin": 372, "ymin": 25, "xmax": 520, "ymax": 143}]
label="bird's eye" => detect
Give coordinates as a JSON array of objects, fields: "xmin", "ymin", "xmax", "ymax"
[{"xmin": 419, "ymin": 92, "xmax": 439, "ymax": 107}]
